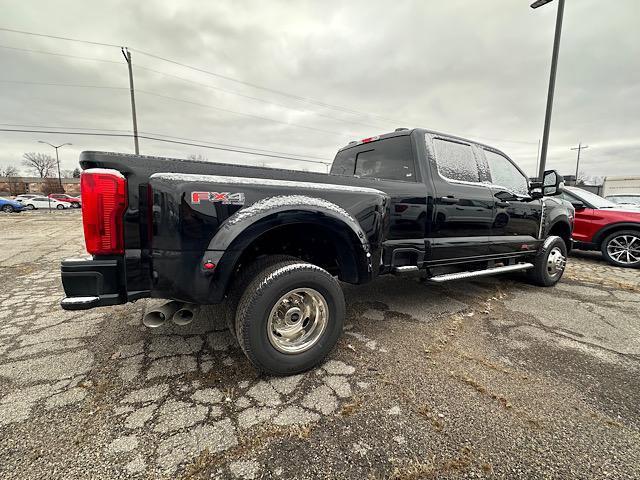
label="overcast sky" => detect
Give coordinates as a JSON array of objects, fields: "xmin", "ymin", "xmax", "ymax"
[{"xmin": 1, "ymin": 0, "xmax": 638, "ymax": 178}]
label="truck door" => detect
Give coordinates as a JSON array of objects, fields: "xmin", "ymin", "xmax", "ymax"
[
  {"xmin": 426, "ymin": 136, "xmax": 494, "ymax": 260},
  {"xmin": 479, "ymin": 148, "xmax": 543, "ymax": 254},
  {"xmin": 331, "ymin": 135, "xmax": 428, "ymax": 267}
]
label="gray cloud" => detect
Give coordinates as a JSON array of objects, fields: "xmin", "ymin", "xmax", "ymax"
[{"xmin": 1, "ymin": 0, "xmax": 638, "ymax": 178}]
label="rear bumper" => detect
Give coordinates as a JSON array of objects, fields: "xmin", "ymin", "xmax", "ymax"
[{"xmin": 60, "ymin": 257, "xmax": 124, "ymax": 310}]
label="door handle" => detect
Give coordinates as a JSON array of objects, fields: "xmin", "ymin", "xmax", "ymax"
[
  {"xmin": 440, "ymin": 196, "xmax": 460, "ymax": 204},
  {"xmin": 496, "ymin": 201, "xmax": 510, "ymax": 208}
]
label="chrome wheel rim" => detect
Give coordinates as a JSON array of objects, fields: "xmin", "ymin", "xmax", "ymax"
[
  {"xmin": 547, "ymin": 246, "xmax": 566, "ymax": 277},
  {"xmin": 267, "ymin": 288, "xmax": 328, "ymax": 354},
  {"xmin": 2, "ymin": 205, "xmax": 11, "ymax": 212},
  {"xmin": 607, "ymin": 235, "xmax": 640, "ymax": 265}
]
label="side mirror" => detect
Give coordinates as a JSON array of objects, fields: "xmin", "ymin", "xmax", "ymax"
[
  {"xmin": 571, "ymin": 201, "xmax": 586, "ymax": 210},
  {"xmin": 542, "ymin": 170, "xmax": 563, "ymax": 196}
]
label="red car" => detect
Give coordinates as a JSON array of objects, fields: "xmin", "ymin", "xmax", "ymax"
[
  {"xmin": 48, "ymin": 193, "xmax": 81, "ymax": 208},
  {"xmin": 560, "ymin": 187, "xmax": 640, "ymax": 268}
]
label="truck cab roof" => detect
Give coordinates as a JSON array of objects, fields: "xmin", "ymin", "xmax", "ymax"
[{"xmin": 337, "ymin": 128, "xmax": 507, "ymax": 158}]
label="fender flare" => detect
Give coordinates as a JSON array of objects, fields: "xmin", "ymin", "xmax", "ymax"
[
  {"xmin": 207, "ymin": 195, "xmax": 370, "ymax": 253},
  {"xmin": 592, "ymin": 222, "xmax": 640, "ymax": 246},
  {"xmin": 201, "ymin": 196, "xmax": 374, "ymax": 292}
]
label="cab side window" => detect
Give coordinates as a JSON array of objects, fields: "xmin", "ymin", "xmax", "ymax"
[
  {"xmin": 484, "ymin": 150, "xmax": 529, "ymax": 196},
  {"xmin": 433, "ymin": 138, "xmax": 480, "ymax": 183}
]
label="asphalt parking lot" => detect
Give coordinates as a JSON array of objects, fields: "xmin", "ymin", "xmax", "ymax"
[{"xmin": 0, "ymin": 211, "xmax": 638, "ymax": 479}]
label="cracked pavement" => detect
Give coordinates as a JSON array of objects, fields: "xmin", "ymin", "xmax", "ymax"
[{"xmin": 0, "ymin": 211, "xmax": 639, "ymax": 479}]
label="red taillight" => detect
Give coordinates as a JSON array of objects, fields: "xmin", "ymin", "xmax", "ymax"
[
  {"xmin": 395, "ymin": 204, "xmax": 409, "ymax": 213},
  {"xmin": 81, "ymin": 169, "xmax": 128, "ymax": 255},
  {"xmin": 360, "ymin": 135, "xmax": 379, "ymax": 144}
]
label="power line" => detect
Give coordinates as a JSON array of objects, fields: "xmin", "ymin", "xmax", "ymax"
[
  {"xmin": 0, "ymin": 26, "xmax": 391, "ymax": 124},
  {"xmin": 0, "ymin": 27, "xmax": 120, "ymax": 48},
  {"xmin": 0, "ymin": 79, "xmax": 127, "ymax": 89},
  {"xmin": 135, "ymin": 65, "xmax": 387, "ymax": 130},
  {"xmin": 137, "ymin": 89, "xmax": 353, "ymax": 138},
  {"xmin": 0, "ymin": 44, "xmax": 121, "ymax": 64},
  {"xmin": 135, "ymin": 131, "xmax": 331, "ymax": 161},
  {"xmin": 0, "ymin": 128, "xmax": 332, "ymax": 166},
  {"xmin": 1, "ymin": 74, "xmax": 538, "ymax": 145},
  {"xmin": 0, "ymin": 123, "xmax": 331, "ymax": 160},
  {"xmin": 132, "ymin": 47, "xmax": 410, "ymax": 126}
]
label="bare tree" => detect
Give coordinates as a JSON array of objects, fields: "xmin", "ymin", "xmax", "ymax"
[
  {"xmin": 41, "ymin": 177, "xmax": 65, "ymax": 195},
  {"xmin": 1, "ymin": 166, "xmax": 19, "ymax": 177},
  {"xmin": 1, "ymin": 166, "xmax": 25, "ymax": 195},
  {"xmin": 577, "ymin": 170, "xmax": 604, "ymax": 186},
  {"xmin": 22, "ymin": 152, "xmax": 57, "ymax": 178}
]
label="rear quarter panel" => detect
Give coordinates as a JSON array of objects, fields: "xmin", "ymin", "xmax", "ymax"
[{"xmin": 147, "ymin": 172, "xmax": 388, "ymax": 304}]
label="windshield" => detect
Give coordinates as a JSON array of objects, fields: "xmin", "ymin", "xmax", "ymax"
[
  {"xmin": 566, "ymin": 187, "xmax": 617, "ymax": 208},
  {"xmin": 608, "ymin": 195, "xmax": 640, "ymax": 204}
]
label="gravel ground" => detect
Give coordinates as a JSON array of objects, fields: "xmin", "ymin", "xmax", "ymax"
[{"xmin": 0, "ymin": 211, "xmax": 638, "ymax": 479}]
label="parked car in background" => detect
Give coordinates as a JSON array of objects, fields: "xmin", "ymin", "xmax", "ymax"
[
  {"xmin": 560, "ymin": 187, "xmax": 640, "ymax": 268},
  {"xmin": 605, "ymin": 193, "xmax": 640, "ymax": 208},
  {"xmin": 49, "ymin": 193, "xmax": 81, "ymax": 208},
  {"xmin": 0, "ymin": 196, "xmax": 25, "ymax": 213},
  {"xmin": 14, "ymin": 194, "xmax": 38, "ymax": 203},
  {"xmin": 22, "ymin": 196, "xmax": 69, "ymax": 210}
]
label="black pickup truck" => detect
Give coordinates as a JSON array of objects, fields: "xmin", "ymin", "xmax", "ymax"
[{"xmin": 60, "ymin": 128, "xmax": 573, "ymax": 375}]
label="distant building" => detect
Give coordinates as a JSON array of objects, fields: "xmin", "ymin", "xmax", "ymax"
[
  {"xmin": 0, "ymin": 176, "xmax": 80, "ymax": 196},
  {"xmin": 602, "ymin": 176, "xmax": 640, "ymax": 196}
]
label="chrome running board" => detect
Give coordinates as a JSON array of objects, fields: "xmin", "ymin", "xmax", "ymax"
[
  {"xmin": 427, "ymin": 263, "xmax": 534, "ymax": 283},
  {"xmin": 393, "ymin": 265, "xmax": 420, "ymax": 274}
]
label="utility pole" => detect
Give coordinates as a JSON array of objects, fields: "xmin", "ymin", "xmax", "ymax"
[
  {"xmin": 531, "ymin": 0, "xmax": 565, "ymax": 181},
  {"xmin": 121, "ymin": 47, "xmax": 139, "ymax": 154},
  {"xmin": 571, "ymin": 142, "xmax": 588, "ymax": 185}
]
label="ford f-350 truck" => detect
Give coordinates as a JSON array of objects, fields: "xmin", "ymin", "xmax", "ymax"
[{"xmin": 60, "ymin": 128, "xmax": 573, "ymax": 375}]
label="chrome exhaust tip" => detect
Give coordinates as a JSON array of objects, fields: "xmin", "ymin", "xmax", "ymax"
[
  {"xmin": 172, "ymin": 303, "xmax": 198, "ymax": 326},
  {"xmin": 142, "ymin": 300, "xmax": 182, "ymax": 328}
]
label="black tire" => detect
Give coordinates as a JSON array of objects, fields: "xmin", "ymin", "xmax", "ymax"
[
  {"xmin": 56, "ymin": 204, "xmax": 64, "ymax": 210},
  {"xmin": 527, "ymin": 236, "xmax": 567, "ymax": 286},
  {"xmin": 600, "ymin": 230, "xmax": 640, "ymax": 268},
  {"xmin": 235, "ymin": 258, "xmax": 345, "ymax": 376},
  {"xmin": 223, "ymin": 255, "xmax": 297, "ymax": 337},
  {"xmin": 26, "ymin": 204, "xmax": 35, "ymax": 210},
  {"xmin": 72, "ymin": 202, "xmax": 80, "ymax": 208},
  {"xmin": 2, "ymin": 205, "xmax": 13, "ymax": 213}
]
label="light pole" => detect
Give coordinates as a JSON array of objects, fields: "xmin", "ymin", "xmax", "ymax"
[
  {"xmin": 38, "ymin": 141, "xmax": 72, "ymax": 190},
  {"xmin": 531, "ymin": 0, "xmax": 565, "ymax": 181}
]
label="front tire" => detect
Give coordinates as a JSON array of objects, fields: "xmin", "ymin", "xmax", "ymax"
[
  {"xmin": 235, "ymin": 258, "xmax": 345, "ymax": 376},
  {"xmin": 56, "ymin": 204, "xmax": 64, "ymax": 210},
  {"xmin": 527, "ymin": 236, "xmax": 567, "ymax": 286},
  {"xmin": 26, "ymin": 204, "xmax": 35, "ymax": 210},
  {"xmin": 601, "ymin": 230, "xmax": 640, "ymax": 268}
]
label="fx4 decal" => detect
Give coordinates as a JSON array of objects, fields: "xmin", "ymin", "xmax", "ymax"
[{"xmin": 190, "ymin": 191, "xmax": 245, "ymax": 205}]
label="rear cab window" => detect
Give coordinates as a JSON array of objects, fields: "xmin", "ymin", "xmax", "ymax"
[{"xmin": 331, "ymin": 136, "xmax": 416, "ymax": 182}]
